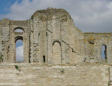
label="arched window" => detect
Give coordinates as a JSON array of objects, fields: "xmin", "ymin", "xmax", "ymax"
[
  {"xmin": 14, "ymin": 28, "xmax": 24, "ymax": 33},
  {"xmin": 101, "ymin": 44, "xmax": 107, "ymax": 60},
  {"xmin": 16, "ymin": 37, "xmax": 24, "ymax": 62}
]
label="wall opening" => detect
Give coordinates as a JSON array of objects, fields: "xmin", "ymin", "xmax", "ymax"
[
  {"xmin": 101, "ymin": 44, "xmax": 107, "ymax": 60},
  {"xmin": 14, "ymin": 28, "xmax": 24, "ymax": 33},
  {"xmin": 43, "ymin": 55, "xmax": 46, "ymax": 63},
  {"xmin": 16, "ymin": 37, "xmax": 24, "ymax": 63}
]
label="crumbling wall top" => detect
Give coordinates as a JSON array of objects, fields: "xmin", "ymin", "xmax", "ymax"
[
  {"xmin": 0, "ymin": 19, "xmax": 10, "ymax": 25},
  {"xmin": 9, "ymin": 20, "xmax": 29, "ymax": 26},
  {"xmin": 0, "ymin": 19, "xmax": 29, "ymax": 26},
  {"xmin": 31, "ymin": 8, "xmax": 72, "ymax": 21},
  {"xmin": 84, "ymin": 32, "xmax": 112, "ymax": 37}
]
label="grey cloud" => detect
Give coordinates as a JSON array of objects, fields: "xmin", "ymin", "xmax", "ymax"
[{"xmin": 0, "ymin": 0, "xmax": 112, "ymax": 32}]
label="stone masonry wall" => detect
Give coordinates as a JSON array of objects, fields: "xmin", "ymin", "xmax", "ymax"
[
  {"xmin": 0, "ymin": 8, "xmax": 112, "ymax": 86},
  {"xmin": 84, "ymin": 33, "xmax": 112, "ymax": 64},
  {"xmin": 0, "ymin": 19, "xmax": 10, "ymax": 62},
  {"xmin": 30, "ymin": 8, "xmax": 84, "ymax": 64},
  {"xmin": 0, "ymin": 63, "xmax": 109, "ymax": 86}
]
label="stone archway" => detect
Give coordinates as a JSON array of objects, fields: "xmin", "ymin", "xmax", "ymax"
[{"xmin": 8, "ymin": 27, "xmax": 30, "ymax": 63}]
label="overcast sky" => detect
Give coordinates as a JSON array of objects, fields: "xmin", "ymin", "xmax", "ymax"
[{"xmin": 0, "ymin": 0, "xmax": 112, "ymax": 32}]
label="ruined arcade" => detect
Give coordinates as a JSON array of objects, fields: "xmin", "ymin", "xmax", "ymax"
[{"xmin": 0, "ymin": 8, "xmax": 112, "ymax": 86}]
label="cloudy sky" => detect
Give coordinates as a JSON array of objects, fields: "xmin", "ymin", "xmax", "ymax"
[{"xmin": 0, "ymin": 0, "xmax": 112, "ymax": 32}]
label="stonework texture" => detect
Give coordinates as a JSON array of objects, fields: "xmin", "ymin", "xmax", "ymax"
[{"xmin": 0, "ymin": 8, "xmax": 111, "ymax": 86}]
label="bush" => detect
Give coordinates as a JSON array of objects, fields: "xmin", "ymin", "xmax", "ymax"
[
  {"xmin": 0, "ymin": 55, "xmax": 3, "ymax": 62},
  {"xmin": 15, "ymin": 65, "xmax": 21, "ymax": 71}
]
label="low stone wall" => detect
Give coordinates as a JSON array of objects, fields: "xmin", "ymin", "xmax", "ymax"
[{"xmin": 0, "ymin": 63, "xmax": 109, "ymax": 86}]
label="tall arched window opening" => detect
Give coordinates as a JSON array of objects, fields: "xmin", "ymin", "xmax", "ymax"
[
  {"xmin": 16, "ymin": 37, "xmax": 24, "ymax": 62},
  {"xmin": 101, "ymin": 44, "xmax": 107, "ymax": 60}
]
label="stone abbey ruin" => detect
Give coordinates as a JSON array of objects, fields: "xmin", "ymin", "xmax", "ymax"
[{"xmin": 0, "ymin": 8, "xmax": 112, "ymax": 86}]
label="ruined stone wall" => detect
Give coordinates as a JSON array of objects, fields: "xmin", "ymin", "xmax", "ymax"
[
  {"xmin": 0, "ymin": 63, "xmax": 109, "ymax": 86},
  {"xmin": 0, "ymin": 8, "xmax": 112, "ymax": 65},
  {"xmin": 0, "ymin": 8, "xmax": 112, "ymax": 86},
  {"xmin": 0, "ymin": 19, "xmax": 10, "ymax": 62},
  {"xmin": 0, "ymin": 8, "xmax": 84, "ymax": 64},
  {"xmin": 9, "ymin": 20, "xmax": 30, "ymax": 63},
  {"xmin": 0, "ymin": 19, "xmax": 30, "ymax": 63},
  {"xmin": 30, "ymin": 8, "xmax": 84, "ymax": 64},
  {"xmin": 84, "ymin": 33, "xmax": 112, "ymax": 64}
]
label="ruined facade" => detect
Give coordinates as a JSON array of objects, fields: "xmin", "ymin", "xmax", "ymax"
[
  {"xmin": 0, "ymin": 8, "xmax": 112, "ymax": 86},
  {"xmin": 1, "ymin": 8, "xmax": 112, "ymax": 64}
]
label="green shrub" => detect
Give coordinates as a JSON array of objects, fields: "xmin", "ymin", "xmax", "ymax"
[
  {"xmin": 15, "ymin": 65, "xmax": 21, "ymax": 71},
  {"xmin": 15, "ymin": 65, "xmax": 19, "ymax": 70},
  {"xmin": 0, "ymin": 55, "xmax": 3, "ymax": 62}
]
